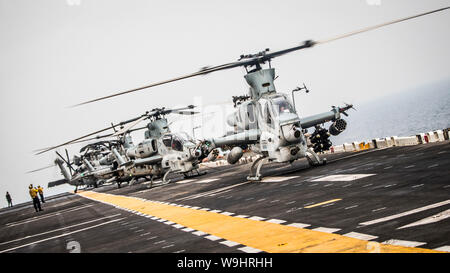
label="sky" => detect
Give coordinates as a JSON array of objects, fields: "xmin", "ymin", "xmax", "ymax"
[{"xmin": 0, "ymin": 0, "xmax": 449, "ymax": 206}]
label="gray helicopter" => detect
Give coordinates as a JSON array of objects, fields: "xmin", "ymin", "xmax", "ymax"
[
  {"xmin": 36, "ymin": 106, "xmax": 210, "ymax": 187},
  {"xmin": 68, "ymin": 7, "xmax": 449, "ymax": 180}
]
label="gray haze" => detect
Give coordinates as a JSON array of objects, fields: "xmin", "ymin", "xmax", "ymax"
[{"xmin": 1, "ymin": 0, "xmax": 449, "ymax": 206}]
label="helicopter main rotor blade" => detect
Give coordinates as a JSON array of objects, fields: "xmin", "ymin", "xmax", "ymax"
[
  {"xmin": 71, "ymin": 6, "xmax": 449, "ymax": 108},
  {"xmin": 316, "ymin": 6, "xmax": 450, "ymax": 45},
  {"xmin": 35, "ymin": 125, "xmax": 117, "ymax": 155},
  {"xmin": 26, "ymin": 164, "xmax": 55, "ymax": 174},
  {"xmin": 171, "ymin": 110, "xmax": 200, "ymax": 115},
  {"xmin": 113, "ymin": 115, "xmax": 147, "ymax": 136}
]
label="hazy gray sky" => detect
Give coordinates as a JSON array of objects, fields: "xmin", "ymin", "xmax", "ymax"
[{"xmin": 1, "ymin": 0, "xmax": 449, "ymax": 206}]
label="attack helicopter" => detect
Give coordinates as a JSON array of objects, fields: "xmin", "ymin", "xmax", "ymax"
[
  {"xmin": 68, "ymin": 7, "xmax": 449, "ymax": 180},
  {"xmin": 36, "ymin": 105, "xmax": 213, "ymax": 187}
]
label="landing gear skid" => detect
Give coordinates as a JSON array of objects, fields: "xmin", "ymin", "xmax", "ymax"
[
  {"xmin": 306, "ymin": 148, "xmax": 327, "ymax": 167},
  {"xmin": 128, "ymin": 177, "xmax": 137, "ymax": 187},
  {"xmin": 247, "ymin": 157, "xmax": 268, "ymax": 181},
  {"xmin": 162, "ymin": 170, "xmax": 172, "ymax": 184},
  {"xmin": 183, "ymin": 169, "xmax": 207, "ymax": 179}
]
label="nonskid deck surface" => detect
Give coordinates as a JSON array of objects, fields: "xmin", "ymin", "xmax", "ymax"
[{"xmin": 1, "ymin": 141, "xmax": 449, "ymax": 253}]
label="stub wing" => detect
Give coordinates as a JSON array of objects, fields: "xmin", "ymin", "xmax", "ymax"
[
  {"xmin": 133, "ymin": 155, "xmax": 163, "ymax": 166},
  {"xmin": 207, "ymin": 129, "xmax": 261, "ymax": 149}
]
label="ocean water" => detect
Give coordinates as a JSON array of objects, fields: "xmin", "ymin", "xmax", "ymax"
[{"xmin": 331, "ymin": 79, "xmax": 450, "ymax": 145}]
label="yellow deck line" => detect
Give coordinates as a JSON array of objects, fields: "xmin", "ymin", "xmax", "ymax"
[
  {"xmin": 304, "ymin": 199, "xmax": 342, "ymax": 208},
  {"xmin": 79, "ymin": 191, "xmax": 442, "ymax": 253}
]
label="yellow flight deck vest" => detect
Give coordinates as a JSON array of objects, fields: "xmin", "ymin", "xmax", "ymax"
[
  {"xmin": 38, "ymin": 187, "xmax": 43, "ymax": 194},
  {"xmin": 29, "ymin": 188, "xmax": 38, "ymax": 199}
]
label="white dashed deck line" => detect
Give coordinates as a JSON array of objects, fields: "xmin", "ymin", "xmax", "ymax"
[
  {"xmin": 210, "ymin": 209, "xmax": 222, "ymax": 213},
  {"xmin": 287, "ymin": 223, "xmax": 311, "ymax": 229},
  {"xmin": 238, "ymin": 246, "xmax": 263, "ymax": 253},
  {"xmin": 195, "ymin": 178, "xmax": 219, "ymax": 184},
  {"xmin": 248, "ymin": 216, "xmax": 266, "ymax": 221},
  {"xmin": 181, "ymin": 227, "xmax": 194, "ymax": 232},
  {"xmin": 220, "ymin": 240, "xmax": 240, "ymax": 247},
  {"xmin": 192, "ymin": 231, "xmax": 207, "ymax": 236},
  {"xmin": 312, "ymin": 227, "xmax": 341, "ymax": 233},
  {"xmin": 235, "ymin": 215, "xmax": 249, "ymax": 218},
  {"xmin": 164, "ymin": 221, "xmax": 175, "ymax": 225},
  {"xmin": 176, "ymin": 179, "xmax": 196, "ymax": 184},
  {"xmin": 360, "ymin": 199, "xmax": 450, "ymax": 226},
  {"xmin": 266, "ymin": 219, "xmax": 286, "ymax": 224},
  {"xmin": 261, "ymin": 176, "xmax": 299, "ymax": 183},
  {"xmin": 382, "ymin": 239, "xmax": 426, "ymax": 248},
  {"xmin": 311, "ymin": 174, "xmax": 375, "ymax": 182},
  {"xmin": 220, "ymin": 212, "xmax": 234, "ymax": 216},
  {"xmin": 205, "ymin": 235, "xmax": 222, "ymax": 241},
  {"xmin": 343, "ymin": 232, "xmax": 378, "ymax": 241},
  {"xmin": 173, "ymin": 224, "xmax": 184, "ymax": 229},
  {"xmin": 433, "ymin": 246, "xmax": 450, "ymax": 252}
]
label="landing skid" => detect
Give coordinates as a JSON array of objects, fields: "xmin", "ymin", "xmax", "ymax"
[
  {"xmin": 246, "ymin": 157, "xmax": 269, "ymax": 181},
  {"xmin": 162, "ymin": 170, "xmax": 172, "ymax": 184},
  {"xmin": 183, "ymin": 169, "xmax": 207, "ymax": 179},
  {"xmin": 306, "ymin": 148, "xmax": 327, "ymax": 167}
]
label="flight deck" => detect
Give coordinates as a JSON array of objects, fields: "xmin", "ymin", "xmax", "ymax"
[{"xmin": 1, "ymin": 141, "xmax": 449, "ymax": 253}]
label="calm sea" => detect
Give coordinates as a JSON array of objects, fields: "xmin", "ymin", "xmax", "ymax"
[{"xmin": 332, "ymin": 79, "xmax": 450, "ymax": 145}]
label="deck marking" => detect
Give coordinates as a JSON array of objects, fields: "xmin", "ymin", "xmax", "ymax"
[
  {"xmin": 220, "ymin": 240, "xmax": 240, "ymax": 247},
  {"xmin": 0, "ymin": 214, "xmax": 121, "ymax": 246},
  {"xmin": 0, "ymin": 217, "xmax": 125, "ymax": 253},
  {"xmin": 176, "ymin": 181, "xmax": 252, "ymax": 201},
  {"xmin": 176, "ymin": 179, "xmax": 196, "ymax": 184},
  {"xmin": 238, "ymin": 246, "xmax": 263, "ymax": 253},
  {"xmin": 311, "ymin": 174, "xmax": 375, "ymax": 182},
  {"xmin": 205, "ymin": 235, "xmax": 222, "ymax": 241},
  {"xmin": 192, "ymin": 231, "xmax": 207, "ymax": 236},
  {"xmin": 397, "ymin": 209, "xmax": 450, "ymax": 229},
  {"xmin": 372, "ymin": 207, "xmax": 386, "ymax": 212},
  {"xmin": 266, "ymin": 219, "xmax": 286, "ymax": 224},
  {"xmin": 345, "ymin": 205, "xmax": 359, "ymax": 210},
  {"xmin": 343, "ymin": 232, "xmax": 378, "ymax": 241},
  {"xmin": 428, "ymin": 164, "xmax": 439, "ymax": 168},
  {"xmin": 360, "ymin": 199, "xmax": 450, "ymax": 226},
  {"xmin": 433, "ymin": 246, "xmax": 450, "ymax": 252},
  {"xmin": 248, "ymin": 216, "xmax": 266, "ymax": 221},
  {"xmin": 195, "ymin": 178, "xmax": 219, "ymax": 184},
  {"xmin": 312, "ymin": 227, "xmax": 341, "ymax": 233},
  {"xmin": 181, "ymin": 227, "xmax": 194, "ymax": 232},
  {"xmin": 412, "ymin": 184, "xmax": 424, "ymax": 188},
  {"xmin": 382, "ymin": 239, "xmax": 426, "ymax": 248},
  {"xmin": 287, "ymin": 223, "xmax": 310, "ymax": 228},
  {"xmin": 260, "ymin": 176, "xmax": 299, "ymax": 183},
  {"xmin": 77, "ymin": 191, "xmax": 443, "ymax": 253},
  {"xmin": 304, "ymin": 199, "xmax": 342, "ymax": 208},
  {"xmin": 5, "ymin": 204, "xmax": 94, "ymax": 227}
]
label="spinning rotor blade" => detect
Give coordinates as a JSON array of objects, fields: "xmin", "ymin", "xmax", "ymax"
[
  {"xmin": 171, "ymin": 110, "xmax": 200, "ymax": 115},
  {"xmin": 26, "ymin": 164, "xmax": 55, "ymax": 174},
  {"xmin": 113, "ymin": 115, "xmax": 147, "ymax": 136},
  {"xmin": 35, "ymin": 125, "xmax": 117, "ymax": 155},
  {"xmin": 72, "ymin": 7, "xmax": 449, "ymax": 107}
]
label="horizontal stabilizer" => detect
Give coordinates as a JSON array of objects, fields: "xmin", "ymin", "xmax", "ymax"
[{"xmin": 48, "ymin": 179, "xmax": 68, "ymax": 188}]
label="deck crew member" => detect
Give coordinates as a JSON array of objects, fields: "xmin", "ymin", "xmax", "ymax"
[
  {"xmin": 5, "ymin": 192, "xmax": 12, "ymax": 207},
  {"xmin": 37, "ymin": 185, "xmax": 45, "ymax": 203},
  {"xmin": 29, "ymin": 184, "xmax": 43, "ymax": 212}
]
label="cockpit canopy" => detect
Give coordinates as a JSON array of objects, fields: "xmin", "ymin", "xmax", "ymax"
[
  {"xmin": 162, "ymin": 132, "xmax": 196, "ymax": 152},
  {"xmin": 271, "ymin": 95, "xmax": 296, "ymax": 116}
]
